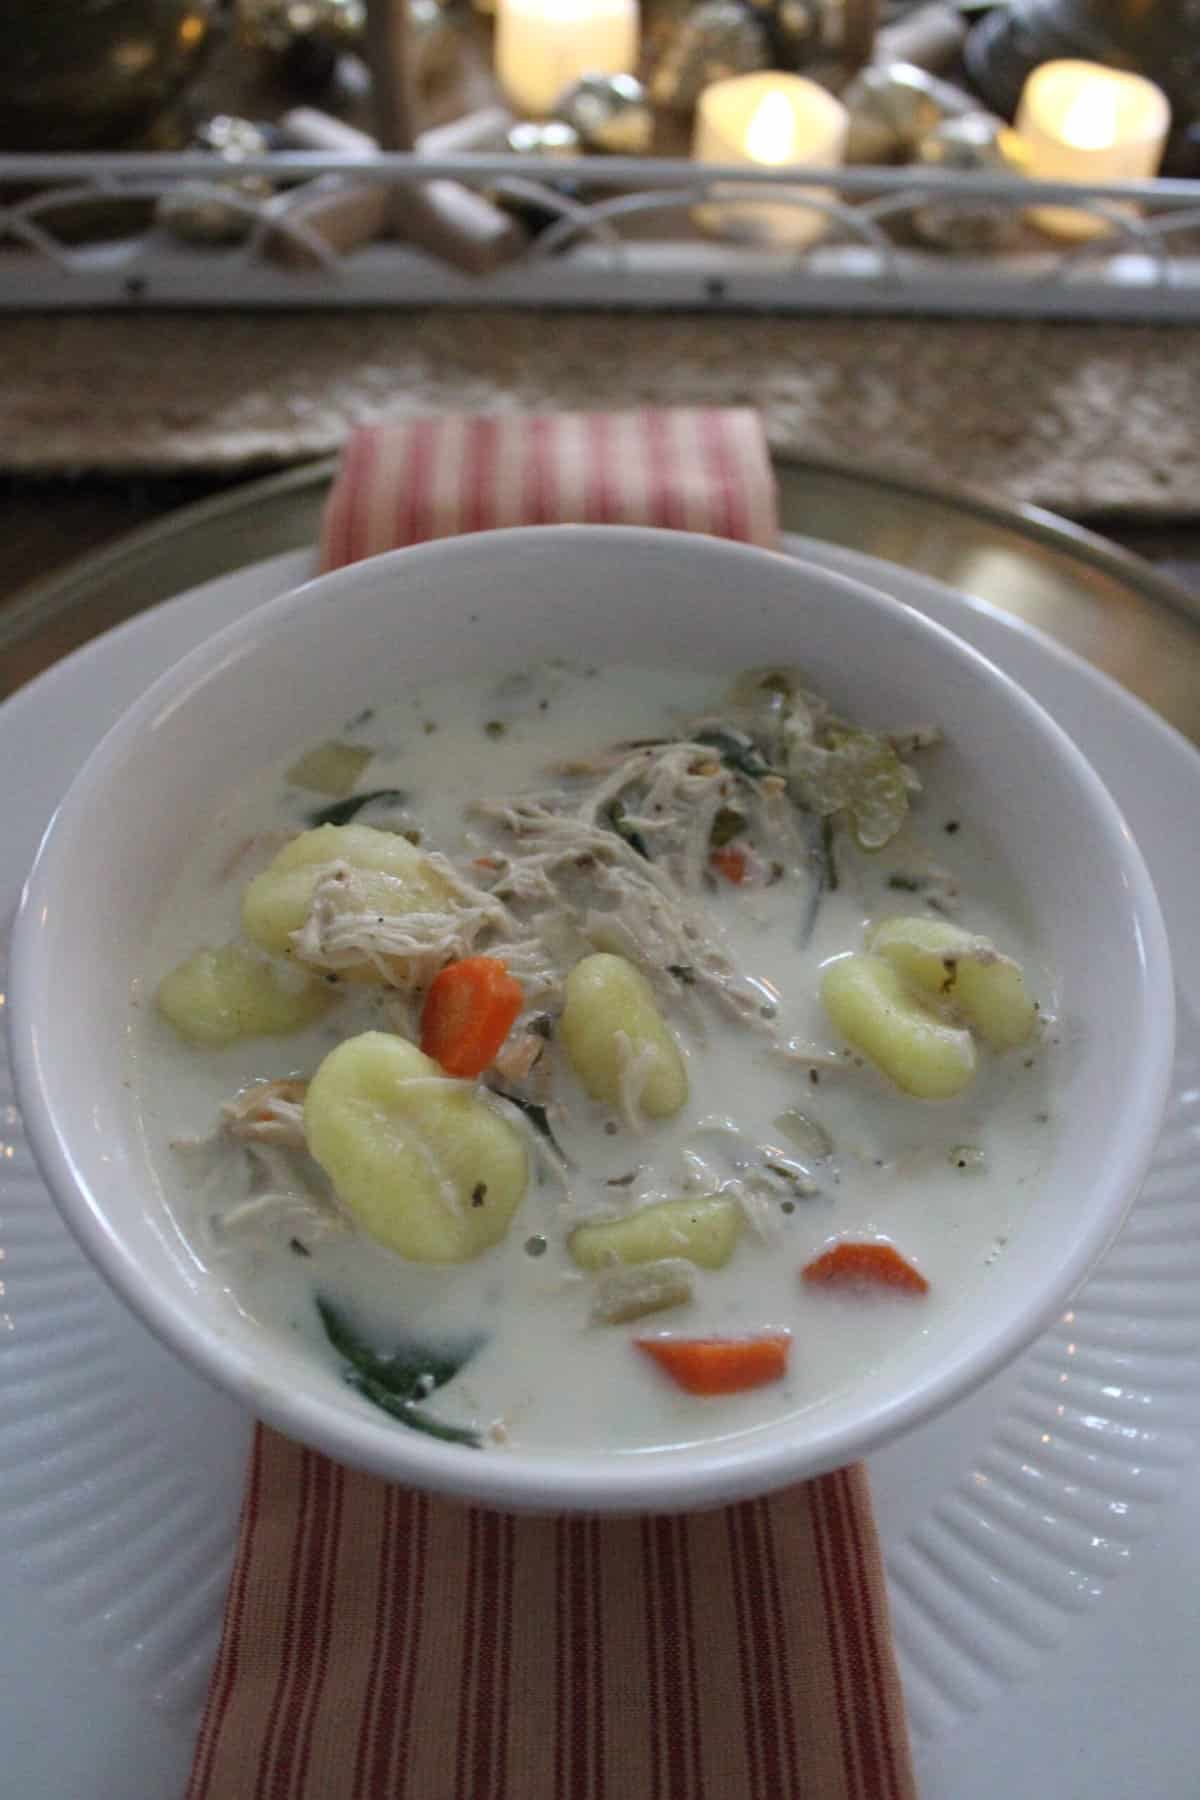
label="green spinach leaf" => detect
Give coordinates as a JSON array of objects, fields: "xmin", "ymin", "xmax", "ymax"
[
  {"xmin": 316, "ymin": 1297, "xmax": 484, "ymax": 1448},
  {"xmin": 307, "ymin": 788, "xmax": 409, "ymax": 828}
]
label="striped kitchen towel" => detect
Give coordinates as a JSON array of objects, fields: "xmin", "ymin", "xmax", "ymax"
[
  {"xmin": 187, "ymin": 409, "xmax": 916, "ymax": 1800},
  {"xmin": 318, "ymin": 409, "xmax": 780, "ymax": 564}
]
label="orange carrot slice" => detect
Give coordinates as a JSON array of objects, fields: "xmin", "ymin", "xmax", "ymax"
[
  {"xmin": 710, "ymin": 846, "xmax": 748, "ymax": 885},
  {"xmin": 634, "ymin": 1332, "xmax": 791, "ymax": 1395},
  {"xmin": 801, "ymin": 1242, "xmax": 929, "ymax": 1294},
  {"xmin": 420, "ymin": 955, "xmax": 524, "ymax": 1079}
]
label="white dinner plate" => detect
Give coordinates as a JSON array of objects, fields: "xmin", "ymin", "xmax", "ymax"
[{"xmin": 2, "ymin": 539, "xmax": 1198, "ymax": 1800}]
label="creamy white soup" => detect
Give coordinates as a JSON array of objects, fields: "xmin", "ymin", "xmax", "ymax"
[{"xmin": 133, "ymin": 662, "xmax": 1055, "ymax": 1455}]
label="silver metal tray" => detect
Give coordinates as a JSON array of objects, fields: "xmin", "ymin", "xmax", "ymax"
[{"xmin": 4, "ymin": 454, "xmax": 1198, "ymax": 743}]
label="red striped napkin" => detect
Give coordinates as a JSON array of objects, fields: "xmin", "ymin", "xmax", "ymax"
[
  {"xmin": 318, "ymin": 409, "xmax": 780, "ymax": 562},
  {"xmin": 188, "ymin": 410, "xmax": 917, "ymax": 1800}
]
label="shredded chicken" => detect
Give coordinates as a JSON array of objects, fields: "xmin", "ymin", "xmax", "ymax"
[
  {"xmin": 291, "ymin": 862, "xmax": 503, "ymax": 984},
  {"xmin": 221, "ymin": 1078, "xmax": 308, "ymax": 1150},
  {"xmin": 279, "ymin": 725, "xmax": 833, "ymax": 1049},
  {"xmin": 289, "ymin": 857, "xmax": 562, "ymax": 1003},
  {"xmin": 474, "ymin": 791, "xmax": 775, "ymax": 1031},
  {"xmin": 199, "ymin": 1136, "xmax": 347, "ymax": 1256}
]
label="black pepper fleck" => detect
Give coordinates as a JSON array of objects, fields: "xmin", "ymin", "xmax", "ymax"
[
  {"xmin": 471, "ymin": 1182, "xmax": 488, "ymax": 1207},
  {"xmin": 944, "ymin": 820, "xmax": 960, "ymax": 834}
]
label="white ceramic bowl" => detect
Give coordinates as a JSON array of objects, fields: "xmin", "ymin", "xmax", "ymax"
[{"xmin": 9, "ymin": 526, "xmax": 1174, "ymax": 1514}]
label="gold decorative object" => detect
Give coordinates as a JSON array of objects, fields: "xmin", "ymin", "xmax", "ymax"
[
  {"xmin": 911, "ymin": 114, "xmax": 1031, "ymax": 248},
  {"xmin": 649, "ymin": 0, "xmax": 771, "ymax": 115},
  {"xmin": 0, "ymin": 0, "xmax": 220, "ymax": 150}
]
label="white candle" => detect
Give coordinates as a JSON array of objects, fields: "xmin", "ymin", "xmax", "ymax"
[
  {"xmin": 1015, "ymin": 59, "xmax": 1170, "ymax": 242},
  {"xmin": 495, "ymin": 0, "xmax": 639, "ymax": 119},
  {"xmin": 692, "ymin": 73, "xmax": 848, "ymax": 250}
]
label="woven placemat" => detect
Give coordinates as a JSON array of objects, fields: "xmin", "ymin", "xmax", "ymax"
[{"xmin": 6, "ymin": 310, "xmax": 1200, "ymax": 515}]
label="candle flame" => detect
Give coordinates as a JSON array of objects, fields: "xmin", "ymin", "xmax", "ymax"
[
  {"xmin": 745, "ymin": 92, "xmax": 797, "ymax": 165},
  {"xmin": 1058, "ymin": 82, "xmax": 1119, "ymax": 151}
]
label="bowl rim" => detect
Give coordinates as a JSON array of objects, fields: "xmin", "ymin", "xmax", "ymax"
[{"xmin": 8, "ymin": 524, "xmax": 1176, "ymax": 1513}]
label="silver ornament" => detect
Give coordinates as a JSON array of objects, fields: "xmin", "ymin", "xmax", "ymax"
[
  {"xmin": 238, "ymin": 0, "xmax": 364, "ymax": 56},
  {"xmin": 156, "ymin": 115, "xmax": 274, "ymax": 246},
  {"xmin": 192, "ymin": 115, "xmax": 275, "ymax": 160},
  {"xmin": 507, "ymin": 119, "xmax": 583, "ymax": 157},
  {"xmin": 238, "ymin": 0, "xmax": 366, "ymax": 89},
  {"xmin": 649, "ymin": 0, "xmax": 771, "ymax": 114},
  {"xmin": 552, "ymin": 74, "xmax": 653, "ymax": 154},
  {"xmin": 841, "ymin": 61, "xmax": 976, "ymax": 163},
  {"xmin": 911, "ymin": 114, "xmax": 1031, "ymax": 250}
]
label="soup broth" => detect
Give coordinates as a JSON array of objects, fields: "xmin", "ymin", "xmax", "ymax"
[{"xmin": 133, "ymin": 662, "xmax": 1055, "ymax": 1455}]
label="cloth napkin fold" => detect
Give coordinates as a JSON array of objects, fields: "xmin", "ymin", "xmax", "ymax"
[{"xmin": 188, "ymin": 409, "xmax": 916, "ymax": 1800}]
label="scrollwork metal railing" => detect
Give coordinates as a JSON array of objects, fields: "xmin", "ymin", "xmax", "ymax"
[{"xmin": 3, "ymin": 150, "xmax": 1199, "ymax": 317}]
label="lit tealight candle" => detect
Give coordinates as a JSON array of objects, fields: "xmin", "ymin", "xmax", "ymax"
[
  {"xmin": 693, "ymin": 73, "xmax": 848, "ymax": 250},
  {"xmin": 1015, "ymin": 59, "xmax": 1170, "ymax": 242},
  {"xmin": 494, "ymin": 0, "xmax": 639, "ymax": 119}
]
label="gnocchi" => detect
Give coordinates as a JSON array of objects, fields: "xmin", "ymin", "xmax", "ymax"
[
  {"xmin": 241, "ymin": 822, "xmax": 454, "ymax": 962},
  {"xmin": 868, "ymin": 915, "xmax": 1037, "ymax": 1050},
  {"xmin": 156, "ymin": 943, "xmax": 332, "ymax": 1045},
  {"xmin": 560, "ymin": 953, "xmax": 688, "ymax": 1119},
  {"xmin": 304, "ymin": 1031, "xmax": 529, "ymax": 1262},
  {"xmin": 569, "ymin": 1194, "xmax": 742, "ymax": 1271},
  {"xmin": 821, "ymin": 953, "xmax": 978, "ymax": 1099}
]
